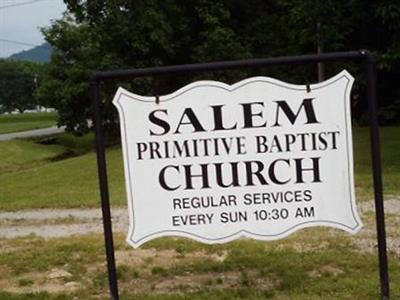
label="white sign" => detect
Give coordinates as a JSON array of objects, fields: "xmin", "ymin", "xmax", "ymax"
[{"xmin": 113, "ymin": 70, "xmax": 362, "ymax": 248}]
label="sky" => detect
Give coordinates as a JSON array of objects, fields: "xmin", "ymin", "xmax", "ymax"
[{"xmin": 0, "ymin": 0, "xmax": 67, "ymax": 58}]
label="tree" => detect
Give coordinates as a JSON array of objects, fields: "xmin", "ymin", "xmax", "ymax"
[
  {"xmin": 39, "ymin": 0, "xmax": 400, "ymax": 134},
  {"xmin": 0, "ymin": 60, "xmax": 41, "ymax": 113},
  {"xmin": 39, "ymin": 1, "xmax": 255, "ymax": 135}
]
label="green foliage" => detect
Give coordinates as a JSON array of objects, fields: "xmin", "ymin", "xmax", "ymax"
[
  {"xmin": 0, "ymin": 59, "xmax": 44, "ymax": 113},
  {"xmin": 37, "ymin": 1, "xmax": 400, "ymax": 134},
  {"xmin": 38, "ymin": 16, "xmax": 99, "ymax": 135},
  {"xmin": 39, "ymin": 1, "xmax": 255, "ymax": 135}
]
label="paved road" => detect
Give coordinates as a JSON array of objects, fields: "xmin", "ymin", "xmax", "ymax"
[{"xmin": 0, "ymin": 126, "xmax": 65, "ymax": 141}]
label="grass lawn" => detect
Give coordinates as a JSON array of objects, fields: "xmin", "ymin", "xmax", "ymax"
[
  {"xmin": 0, "ymin": 112, "xmax": 57, "ymax": 135},
  {"xmin": 0, "ymin": 139, "xmax": 64, "ymax": 174},
  {"xmin": 353, "ymin": 126, "xmax": 400, "ymax": 198},
  {"xmin": 0, "ymin": 232, "xmax": 399, "ymax": 299},
  {"xmin": 0, "ymin": 127, "xmax": 398, "ymax": 211},
  {"xmin": 0, "ymin": 128, "xmax": 398, "ymax": 299}
]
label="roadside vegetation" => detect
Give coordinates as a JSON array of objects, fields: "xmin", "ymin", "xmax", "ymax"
[
  {"xmin": 0, "ymin": 231, "xmax": 399, "ymax": 300},
  {"xmin": 0, "ymin": 112, "xmax": 57, "ymax": 135}
]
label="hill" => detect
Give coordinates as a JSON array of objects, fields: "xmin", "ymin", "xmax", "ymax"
[{"xmin": 9, "ymin": 43, "xmax": 52, "ymax": 63}]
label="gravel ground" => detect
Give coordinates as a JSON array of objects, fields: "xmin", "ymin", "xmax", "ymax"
[
  {"xmin": 0, "ymin": 198, "xmax": 398, "ymax": 253},
  {"xmin": 0, "ymin": 207, "xmax": 128, "ymax": 238}
]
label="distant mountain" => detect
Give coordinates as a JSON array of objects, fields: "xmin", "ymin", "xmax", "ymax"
[{"xmin": 9, "ymin": 43, "xmax": 52, "ymax": 63}]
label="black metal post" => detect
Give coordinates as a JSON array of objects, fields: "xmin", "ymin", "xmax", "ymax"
[
  {"xmin": 363, "ymin": 51, "xmax": 390, "ymax": 299},
  {"xmin": 91, "ymin": 80, "xmax": 120, "ymax": 300},
  {"xmin": 91, "ymin": 50, "xmax": 390, "ymax": 299},
  {"xmin": 92, "ymin": 51, "xmax": 365, "ymax": 81}
]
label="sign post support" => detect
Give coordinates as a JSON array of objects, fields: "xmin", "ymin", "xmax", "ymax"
[
  {"xmin": 366, "ymin": 55, "xmax": 389, "ymax": 298},
  {"xmin": 91, "ymin": 81, "xmax": 120, "ymax": 300},
  {"xmin": 90, "ymin": 50, "xmax": 389, "ymax": 300}
]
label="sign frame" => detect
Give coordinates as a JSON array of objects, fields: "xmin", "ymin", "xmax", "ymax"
[{"xmin": 90, "ymin": 50, "xmax": 390, "ymax": 300}]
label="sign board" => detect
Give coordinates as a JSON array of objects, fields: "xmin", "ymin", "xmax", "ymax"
[{"xmin": 113, "ymin": 70, "xmax": 362, "ymax": 248}]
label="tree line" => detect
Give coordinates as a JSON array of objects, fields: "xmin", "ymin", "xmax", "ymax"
[
  {"xmin": 0, "ymin": 60, "xmax": 43, "ymax": 113},
  {"xmin": 2, "ymin": 0, "xmax": 399, "ymax": 133}
]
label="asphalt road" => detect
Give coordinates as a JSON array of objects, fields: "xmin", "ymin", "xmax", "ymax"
[{"xmin": 0, "ymin": 126, "xmax": 65, "ymax": 141}]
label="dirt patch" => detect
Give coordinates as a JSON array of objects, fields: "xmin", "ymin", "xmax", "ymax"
[
  {"xmin": 0, "ymin": 269, "xmax": 82, "ymax": 294},
  {"xmin": 114, "ymin": 248, "xmax": 228, "ymax": 276},
  {"xmin": 120, "ymin": 270, "xmax": 280, "ymax": 295},
  {"xmin": 116, "ymin": 248, "xmax": 177, "ymax": 273},
  {"xmin": 0, "ymin": 247, "xmax": 266, "ymax": 296},
  {"xmin": 308, "ymin": 263, "xmax": 344, "ymax": 278}
]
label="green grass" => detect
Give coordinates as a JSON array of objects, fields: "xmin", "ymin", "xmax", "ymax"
[
  {"xmin": 0, "ymin": 147, "xmax": 125, "ymax": 209},
  {"xmin": 353, "ymin": 126, "xmax": 400, "ymax": 197},
  {"xmin": 0, "ymin": 132, "xmax": 95, "ymax": 175},
  {"xmin": 0, "ymin": 132, "xmax": 111, "ymax": 210},
  {"xmin": 0, "ymin": 127, "xmax": 398, "ymax": 210},
  {"xmin": 0, "ymin": 139, "xmax": 64, "ymax": 174},
  {"xmin": 0, "ymin": 233, "xmax": 399, "ymax": 299},
  {"xmin": 0, "ymin": 127, "xmax": 398, "ymax": 299},
  {"xmin": 0, "ymin": 112, "xmax": 57, "ymax": 134},
  {"xmin": 0, "ymin": 293, "xmax": 70, "ymax": 300}
]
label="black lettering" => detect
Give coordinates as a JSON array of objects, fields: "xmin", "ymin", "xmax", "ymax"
[
  {"xmin": 269, "ymin": 159, "xmax": 291, "ymax": 184},
  {"xmin": 304, "ymin": 189, "xmax": 312, "ymax": 201},
  {"xmin": 149, "ymin": 109, "xmax": 170, "ymax": 136},
  {"xmin": 175, "ymin": 108, "xmax": 206, "ymax": 134},
  {"xmin": 243, "ymin": 193, "xmax": 252, "ymax": 205},
  {"xmin": 159, "ymin": 165, "xmax": 181, "ymax": 191},
  {"xmin": 137, "ymin": 142, "xmax": 147, "ymax": 160},
  {"xmin": 318, "ymin": 132, "xmax": 328, "ymax": 150},
  {"xmin": 149, "ymin": 142, "xmax": 162, "ymax": 159},
  {"xmin": 241, "ymin": 102, "xmax": 267, "ymax": 128},
  {"xmin": 212, "ymin": 105, "xmax": 237, "ymax": 131},
  {"xmin": 172, "ymin": 140, "xmax": 190, "ymax": 158},
  {"xmin": 183, "ymin": 164, "xmax": 210, "ymax": 189},
  {"xmin": 256, "ymin": 135, "xmax": 268, "ymax": 153},
  {"xmin": 273, "ymin": 98, "xmax": 319, "ymax": 126},
  {"xmin": 215, "ymin": 162, "xmax": 240, "ymax": 188},
  {"xmin": 330, "ymin": 131, "xmax": 340, "ymax": 149},
  {"xmin": 294, "ymin": 157, "xmax": 322, "ymax": 183},
  {"xmin": 245, "ymin": 161, "xmax": 268, "ymax": 186},
  {"xmin": 173, "ymin": 198, "xmax": 182, "ymax": 209}
]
